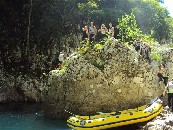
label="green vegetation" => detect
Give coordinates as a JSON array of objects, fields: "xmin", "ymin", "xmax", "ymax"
[
  {"xmin": 80, "ymin": 40, "xmax": 105, "ymax": 70},
  {"xmin": 1, "ymin": 0, "xmax": 173, "ymax": 77},
  {"xmin": 150, "ymin": 52, "xmax": 162, "ymax": 61},
  {"xmin": 78, "ymin": 39, "xmax": 91, "ymax": 55},
  {"xmin": 90, "ymin": 58, "xmax": 105, "ymax": 70},
  {"xmin": 117, "ymin": 10, "xmax": 142, "ymax": 43}
]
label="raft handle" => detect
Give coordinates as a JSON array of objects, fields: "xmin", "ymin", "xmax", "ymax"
[
  {"xmin": 129, "ymin": 112, "xmax": 133, "ymax": 115},
  {"xmin": 115, "ymin": 111, "xmax": 121, "ymax": 115}
]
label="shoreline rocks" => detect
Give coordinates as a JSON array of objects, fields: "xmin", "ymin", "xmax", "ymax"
[{"xmin": 139, "ymin": 107, "xmax": 173, "ymax": 130}]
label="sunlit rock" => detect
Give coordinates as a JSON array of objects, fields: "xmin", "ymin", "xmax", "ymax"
[{"xmin": 44, "ymin": 38, "xmax": 168, "ymax": 119}]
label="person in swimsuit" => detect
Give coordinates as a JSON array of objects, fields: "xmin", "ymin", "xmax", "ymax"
[
  {"xmin": 82, "ymin": 26, "xmax": 89, "ymax": 41},
  {"xmin": 88, "ymin": 22, "xmax": 97, "ymax": 42}
]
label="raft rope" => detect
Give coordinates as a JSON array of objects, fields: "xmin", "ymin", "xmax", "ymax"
[{"xmin": 65, "ymin": 110, "xmax": 75, "ymax": 116}]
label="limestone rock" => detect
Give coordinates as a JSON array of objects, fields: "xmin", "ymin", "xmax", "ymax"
[
  {"xmin": 44, "ymin": 38, "xmax": 166, "ymax": 119},
  {"xmin": 0, "ymin": 73, "xmax": 47, "ymax": 103}
]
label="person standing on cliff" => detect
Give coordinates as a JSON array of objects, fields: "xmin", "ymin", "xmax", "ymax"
[
  {"xmin": 141, "ymin": 42, "xmax": 151, "ymax": 64},
  {"xmin": 58, "ymin": 51, "xmax": 64, "ymax": 69},
  {"xmin": 133, "ymin": 36, "xmax": 143, "ymax": 61},
  {"xmin": 133, "ymin": 36, "xmax": 142, "ymax": 55},
  {"xmin": 98, "ymin": 24, "xmax": 108, "ymax": 41},
  {"xmin": 88, "ymin": 22, "xmax": 97, "ymax": 42},
  {"xmin": 163, "ymin": 78, "xmax": 173, "ymax": 112},
  {"xmin": 82, "ymin": 26, "xmax": 89, "ymax": 41},
  {"xmin": 108, "ymin": 23, "xmax": 115, "ymax": 38},
  {"xmin": 157, "ymin": 64, "xmax": 169, "ymax": 86}
]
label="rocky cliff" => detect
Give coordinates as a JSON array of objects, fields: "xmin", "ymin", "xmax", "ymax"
[
  {"xmin": 0, "ymin": 60, "xmax": 47, "ymax": 102},
  {"xmin": 44, "ymin": 39, "xmax": 170, "ymax": 119}
]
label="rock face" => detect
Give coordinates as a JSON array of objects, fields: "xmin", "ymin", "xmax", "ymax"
[
  {"xmin": 0, "ymin": 74, "xmax": 47, "ymax": 103},
  {"xmin": 0, "ymin": 60, "xmax": 47, "ymax": 103},
  {"xmin": 44, "ymin": 39, "xmax": 165, "ymax": 119}
]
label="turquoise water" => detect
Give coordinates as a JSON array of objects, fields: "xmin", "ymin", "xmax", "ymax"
[
  {"xmin": 0, "ymin": 103, "xmax": 70, "ymax": 130},
  {"xmin": 0, "ymin": 102, "xmax": 139, "ymax": 130}
]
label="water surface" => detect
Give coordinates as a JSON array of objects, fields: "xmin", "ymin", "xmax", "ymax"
[
  {"xmin": 0, "ymin": 102, "xmax": 141, "ymax": 130},
  {"xmin": 0, "ymin": 102, "xmax": 70, "ymax": 130}
]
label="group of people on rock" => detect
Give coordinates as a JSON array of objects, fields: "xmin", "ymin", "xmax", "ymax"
[
  {"xmin": 82, "ymin": 22, "xmax": 151, "ymax": 64},
  {"xmin": 133, "ymin": 36, "xmax": 151, "ymax": 64},
  {"xmin": 82, "ymin": 22, "xmax": 117, "ymax": 42}
]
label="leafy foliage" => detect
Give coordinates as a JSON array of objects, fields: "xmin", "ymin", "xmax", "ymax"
[
  {"xmin": 131, "ymin": 0, "xmax": 172, "ymax": 42},
  {"xmin": 77, "ymin": 0, "xmax": 99, "ymax": 24},
  {"xmin": 78, "ymin": 39, "xmax": 91, "ymax": 55},
  {"xmin": 117, "ymin": 10, "xmax": 142, "ymax": 43},
  {"xmin": 150, "ymin": 52, "xmax": 162, "ymax": 61},
  {"xmin": 93, "ymin": 43, "xmax": 103, "ymax": 50}
]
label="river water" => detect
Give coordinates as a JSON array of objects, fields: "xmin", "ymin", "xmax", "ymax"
[
  {"xmin": 0, "ymin": 102, "xmax": 70, "ymax": 130},
  {"xmin": 0, "ymin": 102, "xmax": 141, "ymax": 130}
]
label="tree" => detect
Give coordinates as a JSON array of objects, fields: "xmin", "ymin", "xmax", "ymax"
[
  {"xmin": 117, "ymin": 11, "xmax": 142, "ymax": 42},
  {"xmin": 26, "ymin": 0, "xmax": 33, "ymax": 57},
  {"xmin": 131, "ymin": 0, "xmax": 170, "ymax": 42},
  {"xmin": 77, "ymin": 0, "xmax": 99, "ymax": 25}
]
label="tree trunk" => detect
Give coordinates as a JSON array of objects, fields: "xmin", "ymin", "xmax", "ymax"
[{"xmin": 26, "ymin": 0, "xmax": 33, "ymax": 56}]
